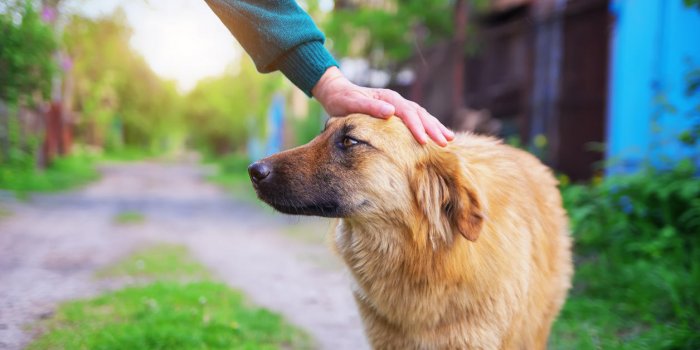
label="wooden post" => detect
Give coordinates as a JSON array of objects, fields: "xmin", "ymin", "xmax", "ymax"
[{"xmin": 451, "ymin": 0, "xmax": 469, "ymax": 128}]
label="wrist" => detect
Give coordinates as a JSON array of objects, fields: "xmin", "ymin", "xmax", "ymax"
[{"xmin": 312, "ymin": 66, "xmax": 345, "ymax": 102}]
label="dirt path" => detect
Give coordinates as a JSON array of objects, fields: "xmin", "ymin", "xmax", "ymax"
[{"xmin": 0, "ymin": 161, "xmax": 368, "ymax": 350}]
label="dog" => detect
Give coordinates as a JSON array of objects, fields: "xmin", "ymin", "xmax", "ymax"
[{"xmin": 248, "ymin": 114, "xmax": 573, "ymax": 349}]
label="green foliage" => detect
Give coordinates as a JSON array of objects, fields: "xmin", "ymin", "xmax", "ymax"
[
  {"xmin": 290, "ymin": 100, "xmax": 325, "ymax": 145},
  {"xmin": 324, "ymin": 0, "xmax": 454, "ymax": 63},
  {"xmin": 28, "ymin": 282, "xmax": 311, "ymax": 350},
  {"xmin": 0, "ymin": 0, "xmax": 58, "ymax": 104},
  {"xmin": 0, "ymin": 0, "xmax": 57, "ymax": 171},
  {"xmin": 185, "ymin": 57, "xmax": 283, "ymax": 155},
  {"xmin": 0, "ymin": 152, "xmax": 98, "ymax": 194},
  {"xmin": 214, "ymin": 153, "xmax": 252, "ymax": 179},
  {"xmin": 679, "ymin": 67, "xmax": 700, "ymax": 146},
  {"xmin": 684, "ymin": 0, "xmax": 700, "ymax": 11},
  {"xmin": 63, "ymin": 11, "xmax": 183, "ymax": 152},
  {"xmin": 551, "ymin": 161, "xmax": 700, "ymax": 349},
  {"xmin": 207, "ymin": 153, "xmax": 259, "ymax": 203}
]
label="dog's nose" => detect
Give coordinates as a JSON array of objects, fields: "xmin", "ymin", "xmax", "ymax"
[{"xmin": 248, "ymin": 162, "xmax": 271, "ymax": 183}]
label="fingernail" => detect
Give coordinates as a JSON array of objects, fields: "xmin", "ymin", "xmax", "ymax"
[
  {"xmin": 438, "ymin": 134, "xmax": 448, "ymax": 147},
  {"xmin": 446, "ymin": 129, "xmax": 455, "ymax": 139},
  {"xmin": 420, "ymin": 133, "xmax": 429, "ymax": 144},
  {"xmin": 380, "ymin": 104, "xmax": 394, "ymax": 116}
]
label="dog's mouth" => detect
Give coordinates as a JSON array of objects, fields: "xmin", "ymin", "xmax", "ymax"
[
  {"xmin": 249, "ymin": 160, "xmax": 349, "ymax": 218},
  {"xmin": 263, "ymin": 199, "xmax": 342, "ymax": 218}
]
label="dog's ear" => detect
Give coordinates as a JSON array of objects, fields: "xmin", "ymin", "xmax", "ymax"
[{"xmin": 411, "ymin": 152, "xmax": 484, "ymax": 245}]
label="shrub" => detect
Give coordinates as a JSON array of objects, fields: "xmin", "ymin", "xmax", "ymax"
[{"xmin": 552, "ymin": 160, "xmax": 700, "ymax": 349}]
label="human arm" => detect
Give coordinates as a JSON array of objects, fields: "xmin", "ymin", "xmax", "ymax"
[
  {"xmin": 203, "ymin": 0, "xmax": 335, "ymax": 96},
  {"xmin": 204, "ymin": 0, "xmax": 454, "ymax": 145}
]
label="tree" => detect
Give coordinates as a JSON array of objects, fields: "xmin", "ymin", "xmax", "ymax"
[
  {"xmin": 0, "ymin": 0, "xmax": 57, "ymax": 104},
  {"xmin": 63, "ymin": 10, "xmax": 183, "ymax": 151},
  {"xmin": 324, "ymin": 0, "xmax": 454, "ymax": 66},
  {"xmin": 184, "ymin": 56, "xmax": 283, "ymax": 155},
  {"xmin": 0, "ymin": 0, "xmax": 58, "ymax": 165},
  {"xmin": 323, "ymin": 1, "xmax": 491, "ymax": 65}
]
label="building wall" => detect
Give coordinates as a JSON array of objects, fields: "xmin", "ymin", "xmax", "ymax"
[
  {"xmin": 607, "ymin": 0, "xmax": 700, "ymax": 173},
  {"xmin": 459, "ymin": 0, "xmax": 609, "ymax": 180}
]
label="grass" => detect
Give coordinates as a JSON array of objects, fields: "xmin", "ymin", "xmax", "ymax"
[
  {"xmin": 30, "ymin": 244, "xmax": 312, "ymax": 350},
  {"xmin": 0, "ymin": 153, "xmax": 99, "ymax": 195},
  {"xmin": 0, "ymin": 146, "xmax": 164, "ymax": 197},
  {"xmin": 551, "ymin": 260, "xmax": 700, "ymax": 349},
  {"xmin": 551, "ymin": 294, "xmax": 697, "ymax": 350},
  {"xmin": 113, "ymin": 210, "xmax": 146, "ymax": 225},
  {"xmin": 27, "ymin": 282, "xmax": 310, "ymax": 350},
  {"xmin": 96, "ymin": 244, "xmax": 208, "ymax": 281}
]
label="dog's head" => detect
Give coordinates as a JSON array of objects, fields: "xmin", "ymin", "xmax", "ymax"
[{"xmin": 248, "ymin": 114, "xmax": 484, "ymax": 242}]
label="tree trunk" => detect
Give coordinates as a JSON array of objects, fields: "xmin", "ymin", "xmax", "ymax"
[{"xmin": 450, "ymin": 0, "xmax": 469, "ymax": 127}]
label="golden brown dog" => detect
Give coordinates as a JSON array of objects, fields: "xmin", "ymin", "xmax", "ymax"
[{"xmin": 248, "ymin": 114, "xmax": 573, "ymax": 349}]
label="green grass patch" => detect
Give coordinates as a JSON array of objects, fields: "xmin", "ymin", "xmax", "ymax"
[
  {"xmin": 113, "ymin": 211, "xmax": 146, "ymax": 225},
  {"xmin": 27, "ymin": 281, "xmax": 311, "ymax": 350},
  {"xmin": 551, "ymin": 295, "xmax": 697, "ymax": 350},
  {"xmin": 34, "ymin": 244, "xmax": 312, "ymax": 349},
  {"xmin": 0, "ymin": 153, "xmax": 99, "ymax": 195},
  {"xmin": 96, "ymin": 244, "xmax": 208, "ymax": 281}
]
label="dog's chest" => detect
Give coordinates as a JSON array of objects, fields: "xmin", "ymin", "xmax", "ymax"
[{"xmin": 335, "ymin": 221, "xmax": 456, "ymax": 324}]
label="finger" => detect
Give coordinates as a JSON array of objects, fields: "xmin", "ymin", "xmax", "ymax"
[
  {"xmin": 397, "ymin": 106, "xmax": 428, "ymax": 145},
  {"xmin": 374, "ymin": 90, "xmax": 429, "ymax": 144},
  {"xmin": 323, "ymin": 93, "xmax": 387, "ymax": 118},
  {"xmin": 374, "ymin": 89, "xmax": 405, "ymax": 108},
  {"xmin": 376, "ymin": 89, "xmax": 450, "ymax": 146},
  {"xmin": 339, "ymin": 95, "xmax": 395, "ymax": 119},
  {"xmin": 436, "ymin": 118, "xmax": 455, "ymax": 141},
  {"xmin": 369, "ymin": 100, "xmax": 395, "ymax": 118},
  {"xmin": 419, "ymin": 109, "xmax": 447, "ymax": 147}
]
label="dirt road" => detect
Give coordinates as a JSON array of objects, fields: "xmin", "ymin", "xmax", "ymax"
[{"xmin": 0, "ymin": 161, "xmax": 368, "ymax": 350}]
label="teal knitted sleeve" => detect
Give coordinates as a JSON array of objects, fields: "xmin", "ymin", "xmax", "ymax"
[{"xmin": 204, "ymin": 0, "xmax": 339, "ymax": 96}]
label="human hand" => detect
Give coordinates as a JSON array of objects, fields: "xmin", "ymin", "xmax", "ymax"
[{"xmin": 311, "ymin": 66, "xmax": 455, "ymax": 147}]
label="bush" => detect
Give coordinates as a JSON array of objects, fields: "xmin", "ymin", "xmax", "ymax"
[
  {"xmin": 552, "ymin": 160, "xmax": 700, "ymax": 349},
  {"xmin": 216, "ymin": 153, "xmax": 252, "ymax": 178},
  {"xmin": 0, "ymin": 153, "xmax": 99, "ymax": 195}
]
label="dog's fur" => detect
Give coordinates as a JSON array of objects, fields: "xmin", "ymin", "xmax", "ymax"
[{"xmin": 250, "ymin": 114, "xmax": 573, "ymax": 349}]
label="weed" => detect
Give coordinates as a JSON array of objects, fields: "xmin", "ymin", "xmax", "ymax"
[{"xmin": 113, "ymin": 211, "xmax": 146, "ymax": 225}]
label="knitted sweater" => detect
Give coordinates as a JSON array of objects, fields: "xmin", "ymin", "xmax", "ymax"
[{"xmin": 204, "ymin": 0, "xmax": 338, "ymax": 96}]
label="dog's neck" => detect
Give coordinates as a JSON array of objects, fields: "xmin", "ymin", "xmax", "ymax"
[{"xmin": 335, "ymin": 216, "xmax": 483, "ymax": 285}]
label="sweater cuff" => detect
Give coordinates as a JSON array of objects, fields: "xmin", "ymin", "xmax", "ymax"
[{"xmin": 275, "ymin": 41, "xmax": 338, "ymax": 97}]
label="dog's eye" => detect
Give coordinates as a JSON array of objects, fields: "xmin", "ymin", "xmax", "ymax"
[{"xmin": 341, "ymin": 136, "xmax": 359, "ymax": 149}]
